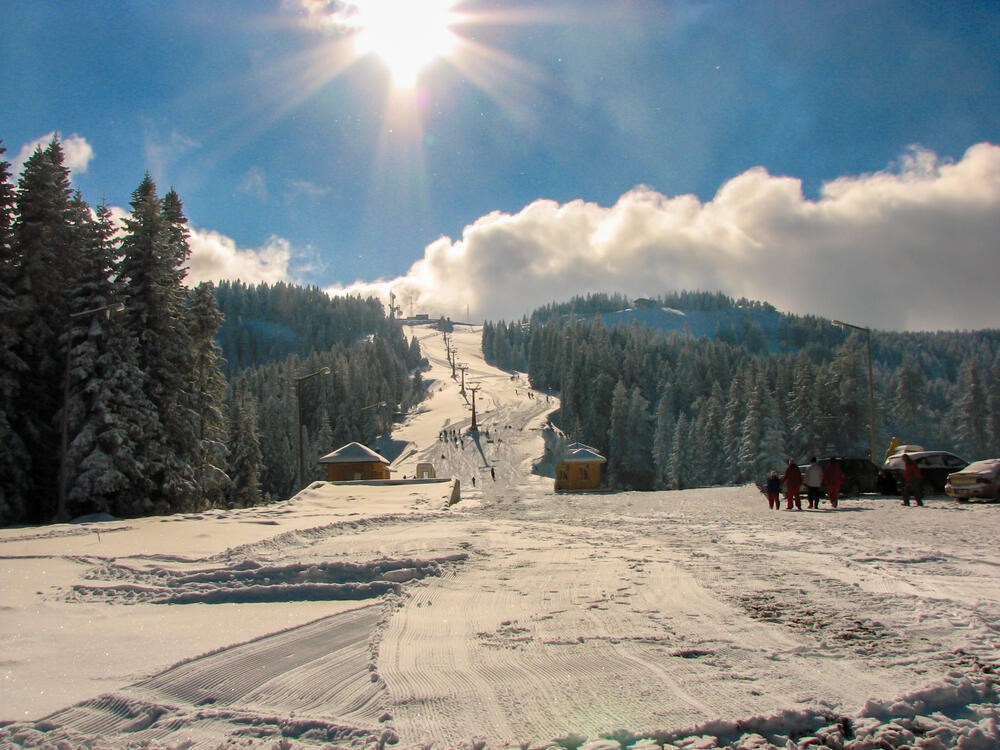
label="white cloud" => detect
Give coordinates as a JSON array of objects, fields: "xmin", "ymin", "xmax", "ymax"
[
  {"xmin": 239, "ymin": 167, "xmax": 269, "ymax": 201},
  {"xmin": 143, "ymin": 127, "xmax": 200, "ymax": 181},
  {"xmin": 101, "ymin": 204, "xmax": 293, "ymax": 288},
  {"xmin": 13, "ymin": 132, "xmax": 95, "ymax": 178},
  {"xmin": 285, "ymin": 179, "xmax": 331, "ymax": 203},
  {"xmin": 185, "ymin": 228, "xmax": 293, "ymax": 287},
  {"xmin": 329, "ymin": 142, "xmax": 1000, "ymax": 332}
]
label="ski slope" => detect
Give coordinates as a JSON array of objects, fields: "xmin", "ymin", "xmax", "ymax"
[{"xmin": 1, "ymin": 324, "xmax": 998, "ymax": 749}]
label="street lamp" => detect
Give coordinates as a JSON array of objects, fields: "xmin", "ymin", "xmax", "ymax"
[
  {"xmin": 832, "ymin": 319, "xmax": 878, "ymax": 462},
  {"xmin": 295, "ymin": 367, "xmax": 331, "ymax": 490},
  {"xmin": 57, "ymin": 301, "xmax": 125, "ymax": 522}
]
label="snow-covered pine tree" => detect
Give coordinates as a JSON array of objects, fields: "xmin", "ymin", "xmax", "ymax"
[
  {"xmin": 652, "ymin": 385, "xmax": 676, "ymax": 490},
  {"xmin": 722, "ymin": 369, "xmax": 748, "ymax": 475},
  {"xmin": 788, "ymin": 351, "xmax": 819, "ymax": 458},
  {"xmin": 62, "ymin": 201, "xmax": 156, "ymax": 519},
  {"xmin": 0, "ymin": 142, "xmax": 31, "ymax": 523},
  {"xmin": 606, "ymin": 380, "xmax": 630, "ymax": 489},
  {"xmin": 826, "ymin": 343, "xmax": 868, "ymax": 455},
  {"xmin": 189, "ymin": 282, "xmax": 232, "ymax": 507},
  {"xmin": 228, "ymin": 380, "xmax": 263, "ymax": 507},
  {"xmin": 698, "ymin": 381, "xmax": 727, "ymax": 486},
  {"xmin": 954, "ymin": 357, "xmax": 988, "ymax": 460},
  {"xmin": 10, "ymin": 140, "xmax": 78, "ymax": 520},
  {"xmin": 989, "ymin": 352, "xmax": 1000, "ymax": 458},
  {"xmin": 118, "ymin": 175, "xmax": 199, "ymax": 513},
  {"xmin": 668, "ymin": 413, "xmax": 690, "ymax": 490},
  {"xmin": 890, "ymin": 355, "xmax": 927, "ymax": 445},
  {"xmin": 623, "ymin": 385, "xmax": 654, "ymax": 489}
]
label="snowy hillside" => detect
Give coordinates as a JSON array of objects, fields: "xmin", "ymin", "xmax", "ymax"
[{"xmin": 1, "ymin": 324, "xmax": 998, "ymax": 750}]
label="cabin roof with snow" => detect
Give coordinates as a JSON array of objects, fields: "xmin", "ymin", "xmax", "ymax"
[
  {"xmin": 318, "ymin": 442, "xmax": 390, "ymax": 465},
  {"xmin": 561, "ymin": 448, "xmax": 607, "ymax": 464}
]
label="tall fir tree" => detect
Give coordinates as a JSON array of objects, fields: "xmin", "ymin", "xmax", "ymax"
[
  {"xmin": 118, "ymin": 175, "xmax": 199, "ymax": 512},
  {"xmin": 228, "ymin": 380, "xmax": 263, "ymax": 507},
  {"xmin": 891, "ymin": 355, "xmax": 928, "ymax": 445},
  {"xmin": 189, "ymin": 282, "xmax": 232, "ymax": 507},
  {"xmin": 954, "ymin": 358, "xmax": 988, "ymax": 460},
  {"xmin": 0, "ymin": 141, "xmax": 31, "ymax": 522},
  {"xmin": 652, "ymin": 386, "xmax": 676, "ymax": 490},
  {"xmin": 62, "ymin": 201, "xmax": 156, "ymax": 518},
  {"xmin": 10, "ymin": 140, "xmax": 78, "ymax": 520},
  {"xmin": 606, "ymin": 380, "xmax": 630, "ymax": 489},
  {"xmin": 788, "ymin": 352, "xmax": 819, "ymax": 458},
  {"xmin": 988, "ymin": 352, "xmax": 1000, "ymax": 457}
]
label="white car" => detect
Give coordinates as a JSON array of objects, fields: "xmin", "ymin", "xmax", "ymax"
[{"xmin": 945, "ymin": 459, "xmax": 1000, "ymax": 502}]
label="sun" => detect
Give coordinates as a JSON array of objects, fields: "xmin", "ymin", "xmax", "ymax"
[{"xmin": 354, "ymin": 0, "xmax": 459, "ymax": 87}]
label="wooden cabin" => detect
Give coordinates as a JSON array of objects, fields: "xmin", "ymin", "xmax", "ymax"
[
  {"xmin": 555, "ymin": 445, "xmax": 607, "ymax": 491},
  {"xmin": 318, "ymin": 442, "xmax": 392, "ymax": 481}
]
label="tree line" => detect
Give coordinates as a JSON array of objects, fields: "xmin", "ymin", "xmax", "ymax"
[
  {"xmin": 483, "ymin": 294, "xmax": 1000, "ymax": 490},
  {"xmin": 0, "ymin": 139, "xmax": 425, "ymax": 525}
]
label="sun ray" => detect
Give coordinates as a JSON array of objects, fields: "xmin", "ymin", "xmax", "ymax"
[{"xmin": 353, "ymin": 0, "xmax": 460, "ymax": 87}]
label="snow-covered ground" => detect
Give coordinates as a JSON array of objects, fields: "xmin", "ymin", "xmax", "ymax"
[{"xmin": 2, "ymin": 324, "xmax": 999, "ymax": 750}]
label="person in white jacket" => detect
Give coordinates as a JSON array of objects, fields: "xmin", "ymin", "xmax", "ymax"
[{"xmin": 804, "ymin": 456, "xmax": 825, "ymax": 509}]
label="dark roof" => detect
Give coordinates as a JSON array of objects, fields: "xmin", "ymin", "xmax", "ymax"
[{"xmin": 318, "ymin": 442, "xmax": 390, "ymax": 465}]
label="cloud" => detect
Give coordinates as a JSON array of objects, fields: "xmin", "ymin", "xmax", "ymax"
[
  {"xmin": 143, "ymin": 127, "xmax": 200, "ymax": 181},
  {"xmin": 239, "ymin": 167, "xmax": 269, "ymax": 201},
  {"xmin": 185, "ymin": 228, "xmax": 293, "ymax": 287},
  {"xmin": 329, "ymin": 142, "xmax": 1000, "ymax": 332},
  {"xmin": 289, "ymin": 0, "xmax": 362, "ymax": 32},
  {"xmin": 285, "ymin": 179, "xmax": 331, "ymax": 203},
  {"xmin": 13, "ymin": 132, "xmax": 95, "ymax": 178},
  {"xmin": 101, "ymin": 203, "xmax": 293, "ymax": 288}
]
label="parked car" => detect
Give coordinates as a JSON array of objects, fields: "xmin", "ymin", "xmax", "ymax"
[
  {"xmin": 797, "ymin": 457, "xmax": 880, "ymax": 497},
  {"xmin": 945, "ymin": 459, "xmax": 1000, "ymax": 502},
  {"xmin": 878, "ymin": 450, "xmax": 969, "ymax": 495}
]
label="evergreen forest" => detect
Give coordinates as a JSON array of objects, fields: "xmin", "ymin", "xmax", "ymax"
[
  {"xmin": 482, "ymin": 293, "xmax": 1000, "ymax": 490},
  {"xmin": 0, "ymin": 139, "xmax": 426, "ymax": 525}
]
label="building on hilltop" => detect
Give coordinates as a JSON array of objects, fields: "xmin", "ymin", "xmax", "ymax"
[{"xmin": 319, "ymin": 442, "xmax": 392, "ymax": 482}]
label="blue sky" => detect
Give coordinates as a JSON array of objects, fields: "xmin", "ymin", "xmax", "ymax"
[{"xmin": 2, "ymin": 1, "xmax": 999, "ymax": 329}]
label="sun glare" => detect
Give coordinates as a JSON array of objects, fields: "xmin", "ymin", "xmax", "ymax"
[{"xmin": 354, "ymin": 0, "xmax": 458, "ymax": 87}]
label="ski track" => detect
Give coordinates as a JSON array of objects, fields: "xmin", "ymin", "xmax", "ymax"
[
  {"xmin": 5, "ymin": 324, "xmax": 1000, "ymax": 748},
  {"xmin": 41, "ymin": 604, "xmax": 386, "ymax": 746}
]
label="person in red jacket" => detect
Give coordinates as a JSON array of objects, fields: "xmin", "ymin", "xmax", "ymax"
[
  {"xmin": 781, "ymin": 459, "xmax": 803, "ymax": 510},
  {"xmin": 824, "ymin": 457, "xmax": 846, "ymax": 509},
  {"xmin": 901, "ymin": 454, "xmax": 924, "ymax": 506}
]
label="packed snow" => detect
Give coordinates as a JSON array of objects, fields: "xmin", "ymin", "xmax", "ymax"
[{"xmin": 1, "ymin": 324, "xmax": 999, "ymax": 750}]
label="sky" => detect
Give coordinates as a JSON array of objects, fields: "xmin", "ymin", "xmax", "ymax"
[{"xmin": 2, "ymin": 0, "xmax": 998, "ymax": 331}]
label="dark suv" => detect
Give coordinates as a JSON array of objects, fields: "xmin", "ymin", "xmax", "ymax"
[
  {"xmin": 878, "ymin": 451, "xmax": 968, "ymax": 495},
  {"xmin": 798, "ymin": 457, "xmax": 880, "ymax": 497}
]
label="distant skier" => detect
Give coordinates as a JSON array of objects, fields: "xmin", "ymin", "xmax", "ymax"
[{"xmin": 782, "ymin": 459, "xmax": 803, "ymax": 510}]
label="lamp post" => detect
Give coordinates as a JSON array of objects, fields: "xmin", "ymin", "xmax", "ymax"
[
  {"xmin": 295, "ymin": 367, "xmax": 331, "ymax": 490},
  {"xmin": 57, "ymin": 301, "xmax": 125, "ymax": 522},
  {"xmin": 833, "ymin": 319, "xmax": 878, "ymax": 462}
]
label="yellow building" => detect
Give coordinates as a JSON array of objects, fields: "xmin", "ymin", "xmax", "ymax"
[
  {"xmin": 555, "ymin": 444, "xmax": 607, "ymax": 491},
  {"xmin": 318, "ymin": 442, "xmax": 392, "ymax": 482}
]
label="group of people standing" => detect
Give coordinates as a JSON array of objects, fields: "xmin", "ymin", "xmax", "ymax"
[{"xmin": 763, "ymin": 457, "xmax": 846, "ymax": 511}]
